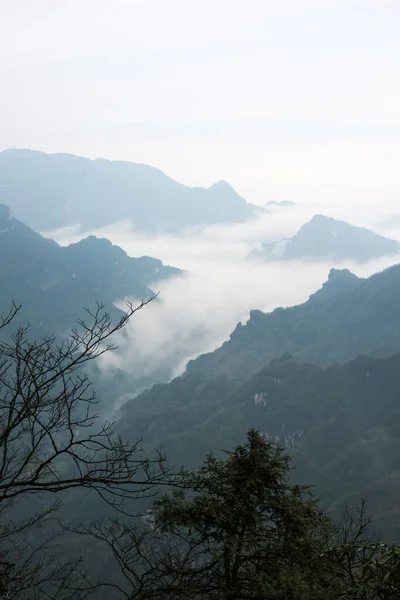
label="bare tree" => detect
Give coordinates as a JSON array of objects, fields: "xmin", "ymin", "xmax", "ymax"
[
  {"xmin": 0, "ymin": 298, "xmax": 180, "ymax": 599},
  {"xmin": 321, "ymin": 500, "xmax": 400, "ymax": 599},
  {"xmin": 69, "ymin": 516, "xmax": 178, "ymax": 599}
]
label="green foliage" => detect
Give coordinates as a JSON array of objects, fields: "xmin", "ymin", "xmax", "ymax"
[
  {"xmin": 118, "ymin": 352, "xmax": 400, "ymax": 540},
  {"xmin": 326, "ymin": 542, "xmax": 400, "ymax": 599},
  {"xmin": 148, "ymin": 430, "xmax": 330, "ymax": 599},
  {"xmin": 84, "ymin": 434, "xmax": 400, "ymax": 599}
]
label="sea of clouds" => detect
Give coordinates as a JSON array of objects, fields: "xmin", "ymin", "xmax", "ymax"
[{"xmin": 44, "ymin": 201, "xmax": 400, "ymax": 413}]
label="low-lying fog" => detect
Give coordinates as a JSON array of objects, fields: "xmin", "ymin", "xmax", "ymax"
[{"xmin": 45, "ymin": 202, "xmax": 400, "ymax": 408}]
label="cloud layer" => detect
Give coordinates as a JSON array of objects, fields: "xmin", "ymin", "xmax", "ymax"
[{"xmin": 46, "ymin": 206, "xmax": 400, "ymax": 414}]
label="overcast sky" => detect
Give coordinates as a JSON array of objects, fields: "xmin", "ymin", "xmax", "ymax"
[{"xmin": 1, "ymin": 0, "xmax": 400, "ymax": 206}]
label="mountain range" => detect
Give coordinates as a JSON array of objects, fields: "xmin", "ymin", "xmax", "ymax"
[
  {"xmin": 187, "ymin": 264, "xmax": 400, "ymax": 378},
  {"xmin": 118, "ymin": 350, "xmax": 400, "ymax": 539},
  {"xmin": 0, "ymin": 149, "xmax": 260, "ymax": 233},
  {"xmin": 116, "ymin": 262, "xmax": 400, "ymax": 538},
  {"xmin": 3, "ymin": 163, "xmax": 400, "ymax": 540},
  {"xmin": 252, "ymin": 214, "xmax": 400, "ymax": 262},
  {"xmin": 0, "ymin": 204, "xmax": 181, "ymax": 334}
]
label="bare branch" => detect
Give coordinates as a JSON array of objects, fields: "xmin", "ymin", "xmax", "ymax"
[{"xmin": 0, "ymin": 296, "xmax": 182, "ymax": 598}]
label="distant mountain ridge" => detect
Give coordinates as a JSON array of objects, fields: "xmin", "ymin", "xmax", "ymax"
[
  {"xmin": 252, "ymin": 214, "xmax": 400, "ymax": 262},
  {"xmin": 0, "ymin": 205, "xmax": 181, "ymax": 334},
  {"xmin": 0, "ymin": 149, "xmax": 260, "ymax": 233}
]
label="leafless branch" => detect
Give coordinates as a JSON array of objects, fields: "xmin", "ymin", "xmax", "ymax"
[{"xmin": 0, "ymin": 297, "xmax": 182, "ymax": 598}]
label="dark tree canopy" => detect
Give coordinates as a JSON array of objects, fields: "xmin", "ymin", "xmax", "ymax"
[{"xmin": 87, "ymin": 430, "xmax": 331, "ymax": 599}]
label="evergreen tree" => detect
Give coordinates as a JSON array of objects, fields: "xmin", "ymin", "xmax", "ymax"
[{"xmin": 91, "ymin": 430, "xmax": 331, "ymax": 599}]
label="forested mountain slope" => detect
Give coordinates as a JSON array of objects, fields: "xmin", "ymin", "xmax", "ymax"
[
  {"xmin": 0, "ymin": 205, "xmax": 180, "ymax": 333},
  {"xmin": 114, "ymin": 263, "xmax": 400, "ymax": 538},
  {"xmin": 187, "ymin": 264, "xmax": 400, "ymax": 379},
  {"xmin": 118, "ymin": 352, "xmax": 400, "ymax": 539}
]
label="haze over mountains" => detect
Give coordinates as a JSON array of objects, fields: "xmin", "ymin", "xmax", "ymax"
[
  {"xmin": 3, "ymin": 150, "xmax": 400, "ymax": 411},
  {"xmin": 3, "ymin": 148, "xmax": 400, "ymax": 547},
  {"xmin": 4, "ymin": 1, "xmax": 400, "ymax": 594},
  {"xmin": 252, "ymin": 214, "xmax": 400, "ymax": 262},
  {"xmin": 265, "ymin": 200, "xmax": 297, "ymax": 208},
  {"xmin": 187, "ymin": 262, "xmax": 400, "ymax": 376},
  {"xmin": 118, "ymin": 262, "xmax": 400, "ymax": 538},
  {"xmin": 0, "ymin": 203, "xmax": 180, "ymax": 334},
  {"xmin": 0, "ymin": 149, "xmax": 260, "ymax": 233}
]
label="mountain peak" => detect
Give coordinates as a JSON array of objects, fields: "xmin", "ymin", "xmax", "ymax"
[
  {"xmin": 306, "ymin": 213, "xmax": 335, "ymax": 226},
  {"xmin": 0, "ymin": 211, "xmax": 180, "ymax": 338},
  {"xmin": 67, "ymin": 235, "xmax": 129, "ymax": 263},
  {"xmin": 209, "ymin": 179, "xmax": 232, "ymax": 189},
  {"xmin": 253, "ymin": 214, "xmax": 400, "ymax": 262},
  {"xmin": 78, "ymin": 235, "xmax": 113, "ymax": 248},
  {"xmin": 310, "ymin": 213, "xmax": 333, "ymax": 222},
  {"xmin": 207, "ymin": 180, "xmax": 240, "ymax": 196},
  {"xmin": 309, "ymin": 267, "xmax": 360, "ymax": 304},
  {"xmin": 327, "ymin": 267, "xmax": 359, "ymax": 283}
]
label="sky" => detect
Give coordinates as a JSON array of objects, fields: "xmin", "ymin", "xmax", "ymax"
[{"xmin": 1, "ymin": 0, "xmax": 400, "ymax": 206}]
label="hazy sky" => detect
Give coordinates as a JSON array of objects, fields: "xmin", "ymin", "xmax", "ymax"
[{"xmin": 1, "ymin": 0, "xmax": 400, "ymax": 205}]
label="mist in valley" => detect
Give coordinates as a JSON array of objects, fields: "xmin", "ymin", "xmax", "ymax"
[
  {"xmin": 3, "ymin": 1, "xmax": 400, "ymax": 595},
  {"xmin": 44, "ymin": 203, "xmax": 400, "ymax": 414}
]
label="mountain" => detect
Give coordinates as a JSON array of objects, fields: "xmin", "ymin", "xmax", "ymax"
[
  {"xmin": 0, "ymin": 149, "xmax": 260, "ymax": 233},
  {"xmin": 117, "ymin": 351, "xmax": 400, "ymax": 539},
  {"xmin": 0, "ymin": 205, "xmax": 181, "ymax": 334},
  {"xmin": 187, "ymin": 263, "xmax": 400, "ymax": 379},
  {"xmin": 252, "ymin": 214, "xmax": 400, "ymax": 262},
  {"xmin": 114, "ymin": 263, "xmax": 400, "ymax": 538}
]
